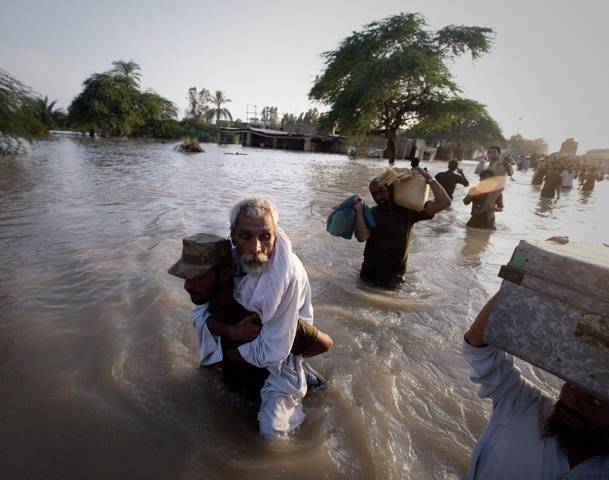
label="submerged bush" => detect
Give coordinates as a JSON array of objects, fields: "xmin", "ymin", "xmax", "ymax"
[{"xmin": 175, "ymin": 137, "xmax": 204, "ymax": 153}]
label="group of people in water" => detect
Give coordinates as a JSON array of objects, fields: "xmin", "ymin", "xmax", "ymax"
[
  {"xmin": 166, "ymin": 145, "xmax": 608, "ymax": 478},
  {"xmin": 531, "ymin": 155, "xmax": 605, "ymax": 199}
]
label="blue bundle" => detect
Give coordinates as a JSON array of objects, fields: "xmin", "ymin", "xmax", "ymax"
[{"xmin": 326, "ymin": 194, "xmax": 376, "ymax": 239}]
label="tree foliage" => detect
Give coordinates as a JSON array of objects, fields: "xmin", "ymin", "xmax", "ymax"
[
  {"xmin": 68, "ymin": 63, "xmax": 177, "ymax": 137},
  {"xmin": 112, "ymin": 59, "xmax": 142, "ymax": 84},
  {"xmin": 309, "ymin": 13, "xmax": 494, "ymax": 161},
  {"xmin": 406, "ymin": 99, "xmax": 504, "ymax": 149},
  {"xmin": 506, "ymin": 134, "xmax": 548, "ymax": 155},
  {"xmin": 204, "ymin": 90, "xmax": 232, "ymax": 125},
  {"xmin": 261, "ymin": 106, "xmax": 279, "ymax": 128},
  {"xmin": 186, "ymin": 87, "xmax": 211, "ymax": 122},
  {"xmin": 280, "ymin": 108, "xmax": 320, "ymax": 129},
  {"xmin": 0, "ymin": 69, "xmax": 46, "ymax": 154}
]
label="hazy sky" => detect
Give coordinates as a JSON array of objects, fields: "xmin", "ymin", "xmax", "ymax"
[{"xmin": 1, "ymin": 0, "xmax": 607, "ymax": 152}]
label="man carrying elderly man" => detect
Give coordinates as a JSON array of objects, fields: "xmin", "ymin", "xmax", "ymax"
[{"xmin": 168, "ymin": 197, "xmax": 333, "ymax": 437}]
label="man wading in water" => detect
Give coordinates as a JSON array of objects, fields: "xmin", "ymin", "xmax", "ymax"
[
  {"xmin": 169, "ymin": 233, "xmax": 332, "ymax": 398},
  {"xmin": 352, "ymin": 167, "xmax": 451, "ymax": 287},
  {"xmin": 169, "ymin": 198, "xmax": 333, "ymax": 437}
]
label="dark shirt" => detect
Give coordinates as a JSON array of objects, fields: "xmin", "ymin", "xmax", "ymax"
[
  {"xmin": 209, "ymin": 300, "xmax": 269, "ymax": 394},
  {"xmin": 464, "ymin": 191, "xmax": 501, "ymax": 229},
  {"xmin": 361, "ymin": 204, "xmax": 433, "ymax": 282},
  {"xmin": 434, "ymin": 170, "xmax": 469, "ymax": 198},
  {"xmin": 532, "ymin": 168, "xmax": 546, "ymax": 186},
  {"xmin": 582, "ymin": 172, "xmax": 602, "ymax": 191},
  {"xmin": 540, "ymin": 172, "xmax": 562, "ymax": 198}
]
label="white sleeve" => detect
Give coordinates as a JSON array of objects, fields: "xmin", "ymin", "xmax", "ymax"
[
  {"xmin": 191, "ymin": 304, "xmax": 223, "ymax": 366},
  {"xmin": 237, "ymin": 276, "xmax": 300, "ymax": 371}
]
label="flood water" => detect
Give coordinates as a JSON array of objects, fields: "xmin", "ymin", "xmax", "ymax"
[{"xmin": 1, "ymin": 137, "xmax": 607, "ymax": 479}]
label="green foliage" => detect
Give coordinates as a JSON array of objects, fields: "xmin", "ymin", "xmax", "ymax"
[
  {"xmin": 0, "ymin": 69, "xmax": 46, "ymax": 154},
  {"xmin": 68, "ymin": 64, "xmax": 178, "ymax": 138},
  {"xmin": 204, "ymin": 90, "xmax": 232, "ymax": 125},
  {"xmin": 309, "ymin": 12, "xmax": 494, "ymax": 160},
  {"xmin": 507, "ymin": 134, "xmax": 548, "ymax": 155},
  {"xmin": 261, "ymin": 106, "xmax": 279, "ymax": 128},
  {"xmin": 173, "ymin": 118, "xmax": 218, "ymax": 142},
  {"xmin": 280, "ymin": 108, "xmax": 320, "ymax": 129},
  {"xmin": 186, "ymin": 87, "xmax": 211, "ymax": 122},
  {"xmin": 406, "ymin": 99, "xmax": 504, "ymax": 149},
  {"xmin": 112, "ymin": 59, "xmax": 142, "ymax": 84}
]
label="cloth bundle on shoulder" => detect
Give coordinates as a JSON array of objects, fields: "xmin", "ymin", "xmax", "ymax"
[
  {"xmin": 326, "ymin": 194, "xmax": 376, "ymax": 239},
  {"xmin": 378, "ymin": 168, "xmax": 429, "ymax": 211}
]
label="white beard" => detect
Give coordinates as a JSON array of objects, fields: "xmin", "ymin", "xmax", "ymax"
[{"xmin": 241, "ymin": 261, "xmax": 266, "ymax": 275}]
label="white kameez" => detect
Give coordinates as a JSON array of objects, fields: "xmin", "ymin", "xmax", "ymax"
[{"xmin": 192, "ymin": 229, "xmax": 314, "ymax": 437}]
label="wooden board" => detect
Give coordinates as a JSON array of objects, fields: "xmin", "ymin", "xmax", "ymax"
[{"xmin": 484, "ymin": 240, "xmax": 609, "ymax": 401}]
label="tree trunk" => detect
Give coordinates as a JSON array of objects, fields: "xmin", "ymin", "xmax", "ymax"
[{"xmin": 384, "ymin": 131, "xmax": 397, "ymax": 163}]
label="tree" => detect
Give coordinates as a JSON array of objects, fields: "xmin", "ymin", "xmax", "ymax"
[
  {"xmin": 309, "ymin": 13, "xmax": 494, "ymax": 162},
  {"xmin": 205, "ymin": 90, "xmax": 232, "ymax": 125},
  {"xmin": 111, "ymin": 59, "xmax": 142, "ymax": 84},
  {"xmin": 280, "ymin": 113, "xmax": 297, "ymax": 129},
  {"xmin": 68, "ymin": 72, "xmax": 142, "ymax": 136},
  {"xmin": 36, "ymin": 95, "xmax": 65, "ymax": 128},
  {"xmin": 0, "ymin": 69, "xmax": 45, "ymax": 154},
  {"xmin": 407, "ymin": 99, "xmax": 504, "ymax": 151},
  {"xmin": 131, "ymin": 90, "xmax": 178, "ymax": 138},
  {"xmin": 506, "ymin": 134, "xmax": 548, "ymax": 155},
  {"xmin": 261, "ymin": 106, "xmax": 279, "ymax": 128},
  {"xmin": 299, "ymin": 108, "xmax": 319, "ymax": 126},
  {"xmin": 186, "ymin": 87, "xmax": 211, "ymax": 122}
]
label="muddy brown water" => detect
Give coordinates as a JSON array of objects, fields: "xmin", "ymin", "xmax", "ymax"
[{"xmin": 1, "ymin": 137, "xmax": 607, "ymax": 479}]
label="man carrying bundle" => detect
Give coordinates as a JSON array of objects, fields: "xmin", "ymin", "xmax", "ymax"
[
  {"xmin": 464, "ymin": 295, "xmax": 609, "ymax": 479},
  {"xmin": 353, "ymin": 167, "xmax": 451, "ymax": 287}
]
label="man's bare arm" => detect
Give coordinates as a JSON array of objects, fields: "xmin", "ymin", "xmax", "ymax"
[
  {"xmin": 353, "ymin": 196, "xmax": 370, "ymax": 242},
  {"xmin": 415, "ymin": 167, "xmax": 451, "ymax": 216},
  {"xmin": 206, "ymin": 313, "xmax": 261, "ymax": 342}
]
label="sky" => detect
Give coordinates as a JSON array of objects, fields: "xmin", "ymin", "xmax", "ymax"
[{"xmin": 1, "ymin": 0, "xmax": 607, "ymax": 153}]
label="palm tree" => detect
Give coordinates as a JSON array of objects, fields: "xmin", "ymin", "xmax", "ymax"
[
  {"xmin": 205, "ymin": 90, "xmax": 232, "ymax": 125},
  {"xmin": 111, "ymin": 60, "xmax": 142, "ymax": 83},
  {"xmin": 36, "ymin": 96, "xmax": 64, "ymax": 127}
]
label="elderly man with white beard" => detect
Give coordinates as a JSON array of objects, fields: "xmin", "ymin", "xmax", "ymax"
[{"xmin": 193, "ymin": 197, "xmax": 317, "ymax": 437}]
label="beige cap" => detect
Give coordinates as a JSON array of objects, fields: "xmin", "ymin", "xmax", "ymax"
[{"xmin": 167, "ymin": 233, "xmax": 232, "ymax": 279}]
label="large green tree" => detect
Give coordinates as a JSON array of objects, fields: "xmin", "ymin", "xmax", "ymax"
[
  {"xmin": 205, "ymin": 90, "xmax": 232, "ymax": 125},
  {"xmin": 309, "ymin": 13, "xmax": 494, "ymax": 161},
  {"xmin": 68, "ymin": 63, "xmax": 176, "ymax": 137},
  {"xmin": 69, "ymin": 72, "xmax": 142, "ymax": 136}
]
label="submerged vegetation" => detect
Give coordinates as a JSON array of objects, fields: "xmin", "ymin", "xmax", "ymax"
[{"xmin": 175, "ymin": 137, "xmax": 204, "ymax": 153}]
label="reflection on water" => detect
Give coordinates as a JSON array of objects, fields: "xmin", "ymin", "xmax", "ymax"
[
  {"xmin": 0, "ymin": 137, "xmax": 607, "ymax": 479},
  {"xmin": 461, "ymin": 228, "xmax": 493, "ymax": 267}
]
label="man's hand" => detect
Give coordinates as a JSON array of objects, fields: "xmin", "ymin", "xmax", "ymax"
[
  {"xmin": 414, "ymin": 166, "xmax": 432, "ymax": 182},
  {"xmin": 224, "ymin": 348, "xmax": 246, "ymax": 364},
  {"xmin": 230, "ymin": 313, "xmax": 262, "ymax": 342},
  {"xmin": 464, "ymin": 294, "xmax": 497, "ymax": 347},
  {"xmin": 353, "ymin": 195, "xmax": 364, "ymax": 214}
]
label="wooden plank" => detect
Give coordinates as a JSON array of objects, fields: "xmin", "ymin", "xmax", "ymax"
[{"xmin": 485, "ymin": 240, "xmax": 609, "ymax": 401}]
